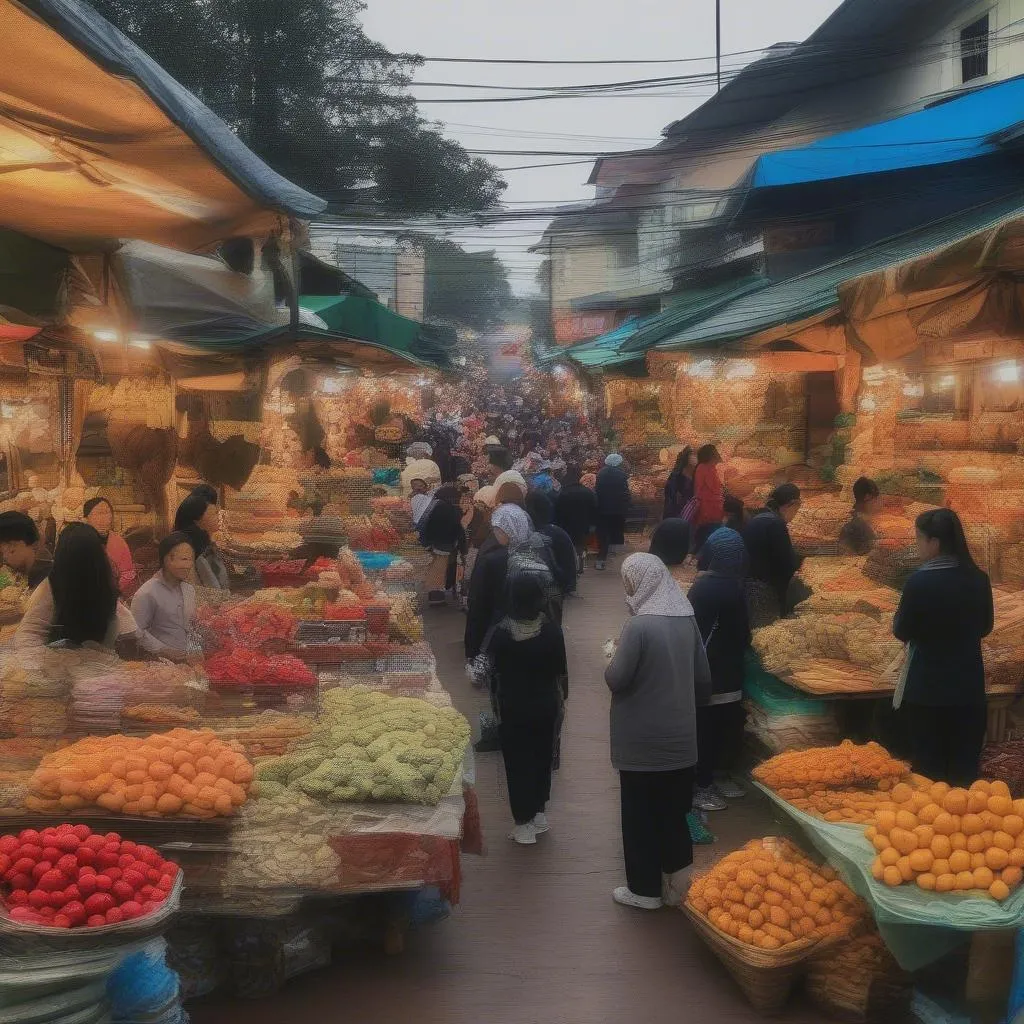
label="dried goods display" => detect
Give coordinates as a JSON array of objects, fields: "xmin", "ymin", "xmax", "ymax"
[
  {"xmin": 687, "ymin": 837, "xmax": 865, "ymax": 949},
  {"xmin": 210, "ymin": 713, "xmax": 315, "ymax": 759},
  {"xmin": 27, "ymin": 729, "xmax": 254, "ymax": 818},
  {"xmin": 198, "ymin": 602, "xmax": 299, "ymax": 652},
  {"xmin": 122, "ymin": 705, "xmax": 201, "ymax": 728},
  {"xmin": 805, "ymin": 931, "xmax": 909, "ymax": 1022},
  {"xmin": 867, "ymin": 778, "xmax": 1024, "ymax": 900},
  {"xmin": 0, "ymin": 824, "xmax": 179, "ymax": 928},
  {"xmin": 752, "ymin": 611, "xmax": 903, "ymax": 683},
  {"xmin": 255, "ymin": 687, "xmax": 469, "ymax": 806},
  {"xmin": 204, "ymin": 650, "xmax": 316, "ymax": 690}
]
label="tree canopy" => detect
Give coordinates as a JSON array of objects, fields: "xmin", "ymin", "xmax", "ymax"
[{"xmin": 90, "ymin": 0, "xmax": 506, "ymax": 215}]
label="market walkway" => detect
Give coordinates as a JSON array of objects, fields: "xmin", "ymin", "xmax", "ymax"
[{"xmin": 194, "ymin": 556, "xmax": 820, "ymax": 1024}]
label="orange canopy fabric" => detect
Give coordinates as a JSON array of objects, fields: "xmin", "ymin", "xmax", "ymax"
[{"xmin": 0, "ymin": 0, "xmax": 324, "ymax": 251}]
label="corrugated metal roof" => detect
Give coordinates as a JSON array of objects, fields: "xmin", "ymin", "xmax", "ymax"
[
  {"xmin": 653, "ymin": 192, "xmax": 1024, "ymax": 352},
  {"xmin": 750, "ymin": 75, "xmax": 1024, "ymax": 189}
]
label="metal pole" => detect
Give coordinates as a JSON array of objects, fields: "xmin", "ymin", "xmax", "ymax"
[
  {"xmin": 716, "ymin": 0, "xmax": 722, "ymax": 92},
  {"xmin": 548, "ymin": 234, "xmax": 555, "ymax": 342}
]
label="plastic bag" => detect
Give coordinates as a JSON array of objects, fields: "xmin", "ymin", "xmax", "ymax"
[{"xmin": 107, "ymin": 940, "xmax": 180, "ymax": 1022}]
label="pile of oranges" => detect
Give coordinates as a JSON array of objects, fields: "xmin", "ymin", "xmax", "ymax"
[
  {"xmin": 754, "ymin": 741, "xmax": 915, "ymax": 825},
  {"xmin": 868, "ymin": 778, "xmax": 1024, "ymax": 900},
  {"xmin": 688, "ymin": 838, "xmax": 864, "ymax": 951},
  {"xmin": 26, "ymin": 729, "xmax": 254, "ymax": 819}
]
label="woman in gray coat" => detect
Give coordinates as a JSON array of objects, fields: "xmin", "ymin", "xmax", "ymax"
[{"xmin": 605, "ymin": 553, "xmax": 712, "ymax": 911}]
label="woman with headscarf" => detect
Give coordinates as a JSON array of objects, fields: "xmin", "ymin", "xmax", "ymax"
[
  {"xmin": 595, "ymin": 453, "xmax": 631, "ymax": 571},
  {"xmin": 689, "ymin": 528, "xmax": 751, "ymax": 812},
  {"xmin": 464, "ymin": 504, "xmax": 559, "ymax": 665},
  {"xmin": 605, "ymin": 553, "xmax": 712, "ymax": 911},
  {"xmin": 743, "ymin": 483, "xmax": 803, "ymax": 627},
  {"xmin": 490, "ymin": 574, "xmax": 568, "ymax": 845},
  {"xmin": 494, "ymin": 469, "xmax": 528, "ymax": 509}
]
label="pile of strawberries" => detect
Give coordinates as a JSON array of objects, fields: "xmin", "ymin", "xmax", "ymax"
[{"xmin": 0, "ymin": 824, "xmax": 179, "ymax": 928}]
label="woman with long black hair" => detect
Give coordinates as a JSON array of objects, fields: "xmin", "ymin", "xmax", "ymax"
[
  {"xmin": 663, "ymin": 447, "xmax": 695, "ymax": 521},
  {"xmin": 742, "ymin": 483, "xmax": 802, "ymax": 627},
  {"xmin": 15, "ymin": 523, "xmax": 137, "ymax": 651},
  {"xmin": 893, "ymin": 508, "xmax": 993, "ymax": 785},
  {"xmin": 174, "ymin": 494, "xmax": 229, "ymax": 591},
  {"xmin": 83, "ymin": 497, "xmax": 137, "ymax": 597}
]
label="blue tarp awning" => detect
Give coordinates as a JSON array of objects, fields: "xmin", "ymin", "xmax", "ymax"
[{"xmin": 751, "ymin": 75, "xmax": 1024, "ymax": 190}]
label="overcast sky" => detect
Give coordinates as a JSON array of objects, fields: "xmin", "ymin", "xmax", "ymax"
[{"xmin": 362, "ymin": 0, "xmax": 845, "ymax": 292}]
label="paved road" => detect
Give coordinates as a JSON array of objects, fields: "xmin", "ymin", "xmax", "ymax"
[{"xmin": 194, "ymin": 555, "xmax": 820, "ymax": 1023}]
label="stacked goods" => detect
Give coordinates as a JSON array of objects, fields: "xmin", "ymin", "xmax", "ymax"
[
  {"xmin": 211, "ymin": 713, "xmax": 315, "ymax": 759},
  {"xmin": 255, "ymin": 686, "xmax": 469, "ymax": 806},
  {"xmin": 122, "ymin": 706, "xmax": 201, "ymax": 728},
  {"xmin": 687, "ymin": 837, "xmax": 865, "ymax": 949},
  {"xmin": 789, "ymin": 497, "xmax": 853, "ymax": 545},
  {"xmin": 754, "ymin": 741, "xmax": 913, "ymax": 824},
  {"xmin": 223, "ymin": 531, "xmax": 304, "ymax": 556},
  {"xmin": 341, "ymin": 515, "xmax": 401, "ymax": 552},
  {"xmin": 743, "ymin": 661, "xmax": 840, "ymax": 752},
  {"xmin": 26, "ymin": 729, "xmax": 254, "ymax": 818},
  {"xmin": 386, "ymin": 593, "xmax": 424, "ymax": 643},
  {"xmin": 806, "ymin": 932, "xmax": 910, "ymax": 1023},
  {"xmin": 867, "ymin": 778, "xmax": 1024, "ymax": 900},
  {"xmin": 0, "ymin": 825, "xmax": 179, "ymax": 927},
  {"xmin": 205, "ymin": 649, "xmax": 316, "ymax": 690},
  {"xmin": 197, "ymin": 601, "xmax": 298, "ymax": 652},
  {"xmin": 753, "ymin": 613, "xmax": 903, "ymax": 679},
  {"xmin": 984, "ymin": 589, "xmax": 1024, "ymax": 689}
]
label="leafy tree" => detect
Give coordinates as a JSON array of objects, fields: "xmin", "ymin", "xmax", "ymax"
[
  {"xmin": 420, "ymin": 236, "xmax": 512, "ymax": 331},
  {"xmin": 89, "ymin": 0, "xmax": 506, "ymax": 214}
]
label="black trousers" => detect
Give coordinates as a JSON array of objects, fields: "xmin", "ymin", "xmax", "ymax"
[
  {"xmin": 695, "ymin": 702, "xmax": 746, "ymax": 788},
  {"xmin": 694, "ymin": 521, "xmax": 722, "ymax": 552},
  {"xmin": 619, "ymin": 767, "xmax": 694, "ymax": 899},
  {"xmin": 596, "ymin": 514, "xmax": 625, "ymax": 560},
  {"xmin": 904, "ymin": 702, "xmax": 987, "ymax": 787},
  {"xmin": 500, "ymin": 714, "xmax": 558, "ymax": 825}
]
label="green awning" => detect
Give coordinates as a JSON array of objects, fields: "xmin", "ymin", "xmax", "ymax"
[
  {"xmin": 654, "ymin": 193, "xmax": 1024, "ymax": 352},
  {"xmin": 300, "ymin": 294, "xmax": 454, "ymax": 368}
]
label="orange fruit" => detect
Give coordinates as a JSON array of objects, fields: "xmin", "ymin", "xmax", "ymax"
[
  {"xmin": 986, "ymin": 847, "xmax": 1010, "ymax": 871},
  {"xmin": 916, "ymin": 873, "xmax": 937, "ymax": 891},
  {"xmin": 897, "ymin": 857, "xmax": 915, "ymax": 882},
  {"xmin": 944, "ymin": 789, "xmax": 970, "ymax": 815},
  {"xmin": 931, "ymin": 835, "xmax": 952, "ymax": 860},
  {"xmin": 991, "ymin": 780, "xmax": 1012, "ymax": 800},
  {"xmin": 991, "ymin": 880, "xmax": 1011, "ymax": 901},
  {"xmin": 932, "ymin": 859, "xmax": 951, "ymax": 877},
  {"xmin": 1009, "ymin": 849, "xmax": 1024, "ymax": 868},
  {"xmin": 875, "ymin": 809, "xmax": 897, "ymax": 833},
  {"xmin": 961, "ymin": 814, "xmax": 985, "ymax": 837},
  {"xmin": 909, "ymin": 849, "xmax": 934, "ymax": 873},
  {"xmin": 949, "ymin": 850, "xmax": 972, "ymax": 874},
  {"xmin": 1001, "ymin": 866, "xmax": 1023, "ymax": 888},
  {"xmin": 918, "ymin": 803, "xmax": 942, "ymax": 825},
  {"xmin": 956, "ymin": 871, "xmax": 976, "ymax": 891},
  {"xmin": 1002, "ymin": 815, "xmax": 1024, "ymax": 838},
  {"xmin": 935, "ymin": 873, "xmax": 956, "ymax": 892},
  {"xmin": 972, "ymin": 853, "xmax": 988, "ymax": 870},
  {"xmin": 968, "ymin": 791, "xmax": 990, "ymax": 814},
  {"xmin": 994, "ymin": 831, "xmax": 1015, "ymax": 852},
  {"xmin": 895, "ymin": 810, "xmax": 918, "ymax": 831},
  {"xmin": 933, "ymin": 812, "xmax": 956, "ymax": 836},
  {"xmin": 973, "ymin": 866, "xmax": 995, "ymax": 890},
  {"xmin": 871, "ymin": 858, "xmax": 885, "ymax": 881},
  {"xmin": 882, "ymin": 866, "xmax": 902, "ymax": 887},
  {"xmin": 880, "ymin": 847, "xmax": 901, "ymax": 867},
  {"xmin": 990, "ymin": 796, "xmax": 1014, "ymax": 817},
  {"xmin": 890, "ymin": 828, "xmax": 918, "ymax": 855}
]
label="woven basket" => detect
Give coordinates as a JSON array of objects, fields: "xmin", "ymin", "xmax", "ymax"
[{"xmin": 683, "ymin": 901, "xmax": 828, "ymax": 1013}]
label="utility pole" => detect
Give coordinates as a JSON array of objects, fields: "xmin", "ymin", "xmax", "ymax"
[
  {"xmin": 548, "ymin": 234, "xmax": 555, "ymax": 343},
  {"xmin": 716, "ymin": 0, "xmax": 722, "ymax": 92}
]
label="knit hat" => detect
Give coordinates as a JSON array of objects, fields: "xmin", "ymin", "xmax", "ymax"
[
  {"xmin": 493, "ymin": 470, "xmax": 528, "ymax": 497},
  {"xmin": 605, "ymin": 453, "xmax": 624, "ymax": 468}
]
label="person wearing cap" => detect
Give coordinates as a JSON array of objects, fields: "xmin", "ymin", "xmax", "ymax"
[{"xmin": 594, "ymin": 454, "xmax": 631, "ymax": 570}]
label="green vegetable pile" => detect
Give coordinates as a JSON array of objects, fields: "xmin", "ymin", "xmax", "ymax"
[{"xmin": 255, "ymin": 687, "xmax": 470, "ymax": 806}]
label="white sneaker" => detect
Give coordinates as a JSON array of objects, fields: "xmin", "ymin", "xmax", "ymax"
[
  {"xmin": 693, "ymin": 786, "xmax": 728, "ymax": 812},
  {"xmin": 612, "ymin": 886, "xmax": 663, "ymax": 911},
  {"xmin": 715, "ymin": 776, "xmax": 747, "ymax": 800},
  {"xmin": 661, "ymin": 869, "xmax": 691, "ymax": 908},
  {"xmin": 508, "ymin": 823, "xmax": 538, "ymax": 845},
  {"xmin": 532, "ymin": 812, "xmax": 550, "ymax": 834}
]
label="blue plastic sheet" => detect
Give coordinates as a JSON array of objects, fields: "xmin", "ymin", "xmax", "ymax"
[
  {"xmin": 757, "ymin": 783, "xmax": 1024, "ymax": 971},
  {"xmin": 107, "ymin": 943, "xmax": 179, "ymax": 1021}
]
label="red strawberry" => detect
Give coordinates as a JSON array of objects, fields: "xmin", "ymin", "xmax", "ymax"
[
  {"xmin": 55, "ymin": 834, "xmax": 80, "ymax": 853},
  {"xmin": 86, "ymin": 914, "xmax": 106, "ymax": 927},
  {"xmin": 120, "ymin": 840, "xmax": 138, "ymax": 855},
  {"xmin": 7, "ymin": 889, "xmax": 29, "ymax": 906},
  {"xmin": 117, "ymin": 853, "xmax": 135, "ymax": 869},
  {"xmin": 77, "ymin": 875, "xmax": 98, "ymax": 898},
  {"xmin": 52, "ymin": 914, "xmax": 72, "ymax": 928},
  {"xmin": 63, "ymin": 884, "xmax": 81, "ymax": 903},
  {"xmin": 49, "ymin": 891, "xmax": 67, "ymax": 909},
  {"xmin": 95, "ymin": 850, "xmax": 119, "ymax": 870},
  {"xmin": 9, "ymin": 905, "xmax": 39, "ymax": 922},
  {"xmin": 11, "ymin": 857, "xmax": 35, "ymax": 877},
  {"xmin": 119, "ymin": 900, "xmax": 142, "ymax": 920},
  {"xmin": 104, "ymin": 833, "xmax": 119, "ymax": 843},
  {"xmin": 38, "ymin": 906, "xmax": 55, "ymax": 920},
  {"xmin": 61, "ymin": 901, "xmax": 86, "ymax": 926},
  {"xmin": 31, "ymin": 861, "xmax": 53, "ymax": 882},
  {"xmin": 146, "ymin": 869, "xmax": 161, "ymax": 884},
  {"xmin": 105, "ymin": 907, "xmax": 123, "ymax": 924},
  {"xmin": 112, "ymin": 881, "xmax": 133, "ymax": 904},
  {"xmin": 76, "ymin": 847, "xmax": 95, "ymax": 867},
  {"xmin": 0, "ymin": 837, "xmax": 18, "ymax": 855},
  {"xmin": 122, "ymin": 869, "xmax": 145, "ymax": 889},
  {"xmin": 140, "ymin": 901, "xmax": 159, "ymax": 914},
  {"xmin": 105, "ymin": 867, "xmax": 122, "ymax": 882},
  {"xmin": 157, "ymin": 875, "xmax": 175, "ymax": 893},
  {"xmin": 84, "ymin": 893, "xmax": 114, "ymax": 916},
  {"xmin": 94, "ymin": 875, "xmax": 112, "ymax": 893},
  {"xmin": 83, "ymin": 836, "xmax": 106, "ymax": 852},
  {"xmin": 37, "ymin": 869, "xmax": 65, "ymax": 892},
  {"xmin": 56, "ymin": 855, "xmax": 79, "ymax": 876},
  {"xmin": 71, "ymin": 825, "xmax": 91, "ymax": 842},
  {"xmin": 161, "ymin": 861, "xmax": 180, "ymax": 878},
  {"xmin": 27, "ymin": 890, "xmax": 49, "ymax": 909},
  {"xmin": 17, "ymin": 829, "xmax": 40, "ymax": 844},
  {"xmin": 42, "ymin": 846, "xmax": 61, "ymax": 863},
  {"xmin": 9, "ymin": 873, "xmax": 32, "ymax": 892}
]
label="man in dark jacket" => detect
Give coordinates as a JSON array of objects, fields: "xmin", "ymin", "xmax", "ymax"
[
  {"xmin": 594, "ymin": 453, "xmax": 631, "ymax": 570},
  {"xmin": 554, "ymin": 465, "xmax": 597, "ymax": 574}
]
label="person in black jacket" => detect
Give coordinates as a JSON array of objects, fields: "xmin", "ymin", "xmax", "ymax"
[
  {"xmin": 418, "ymin": 486, "xmax": 467, "ymax": 606},
  {"xmin": 742, "ymin": 483, "xmax": 802, "ymax": 627},
  {"xmin": 689, "ymin": 527, "xmax": 751, "ymax": 811},
  {"xmin": 595, "ymin": 453, "xmax": 631, "ymax": 570},
  {"xmin": 893, "ymin": 507, "xmax": 994, "ymax": 786},
  {"xmin": 490, "ymin": 574, "xmax": 568, "ymax": 845},
  {"xmin": 663, "ymin": 447, "xmax": 695, "ymax": 520},
  {"xmin": 838, "ymin": 476, "xmax": 881, "ymax": 555},
  {"xmin": 526, "ymin": 491, "xmax": 577, "ymax": 596},
  {"xmin": 554, "ymin": 465, "xmax": 597, "ymax": 574}
]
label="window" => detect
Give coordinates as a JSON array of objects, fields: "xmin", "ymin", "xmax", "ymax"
[{"xmin": 960, "ymin": 13, "xmax": 990, "ymax": 83}]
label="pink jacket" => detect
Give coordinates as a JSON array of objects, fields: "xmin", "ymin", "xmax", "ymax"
[{"xmin": 105, "ymin": 532, "xmax": 138, "ymax": 597}]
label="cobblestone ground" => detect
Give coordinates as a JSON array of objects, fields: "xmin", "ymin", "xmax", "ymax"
[{"xmin": 194, "ymin": 550, "xmax": 822, "ymax": 1024}]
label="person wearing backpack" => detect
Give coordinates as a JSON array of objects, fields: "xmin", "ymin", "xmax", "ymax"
[
  {"xmin": 490, "ymin": 574, "xmax": 568, "ymax": 845},
  {"xmin": 464, "ymin": 504, "xmax": 560, "ymax": 666}
]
